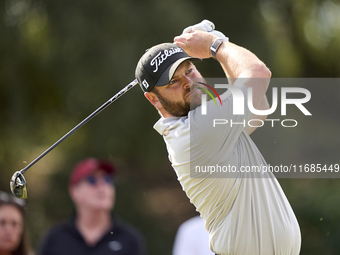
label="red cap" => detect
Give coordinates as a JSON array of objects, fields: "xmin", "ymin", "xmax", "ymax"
[{"xmin": 69, "ymin": 158, "xmax": 115, "ymax": 187}]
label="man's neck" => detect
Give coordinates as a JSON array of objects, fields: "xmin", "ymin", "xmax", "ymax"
[
  {"xmin": 159, "ymin": 109, "xmax": 173, "ymax": 118},
  {"xmin": 75, "ymin": 209, "xmax": 112, "ymax": 246}
]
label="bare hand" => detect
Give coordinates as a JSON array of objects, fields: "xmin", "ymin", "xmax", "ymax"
[{"xmin": 173, "ymin": 30, "xmax": 217, "ymax": 59}]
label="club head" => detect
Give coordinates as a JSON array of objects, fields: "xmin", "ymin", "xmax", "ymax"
[{"xmin": 10, "ymin": 171, "xmax": 28, "ymax": 199}]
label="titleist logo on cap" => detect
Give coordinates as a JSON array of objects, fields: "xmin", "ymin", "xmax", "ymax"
[{"xmin": 150, "ymin": 48, "xmax": 183, "ymax": 73}]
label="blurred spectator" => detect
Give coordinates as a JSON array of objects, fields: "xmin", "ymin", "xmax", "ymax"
[
  {"xmin": 0, "ymin": 191, "xmax": 31, "ymax": 255},
  {"xmin": 173, "ymin": 215, "xmax": 214, "ymax": 255},
  {"xmin": 37, "ymin": 158, "xmax": 146, "ymax": 255}
]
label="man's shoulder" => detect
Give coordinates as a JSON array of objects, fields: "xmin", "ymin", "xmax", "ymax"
[
  {"xmin": 113, "ymin": 218, "xmax": 143, "ymax": 238},
  {"xmin": 37, "ymin": 219, "xmax": 77, "ymax": 255},
  {"xmin": 43, "ymin": 219, "xmax": 76, "ymax": 239},
  {"xmin": 153, "ymin": 116, "xmax": 188, "ymax": 135}
]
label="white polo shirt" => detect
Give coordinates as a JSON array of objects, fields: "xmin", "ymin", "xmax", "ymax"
[
  {"xmin": 173, "ymin": 216, "xmax": 214, "ymax": 255},
  {"xmin": 154, "ymin": 83, "xmax": 301, "ymax": 255}
]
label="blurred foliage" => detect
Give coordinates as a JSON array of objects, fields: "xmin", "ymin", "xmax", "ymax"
[{"xmin": 0, "ymin": 0, "xmax": 340, "ymax": 254}]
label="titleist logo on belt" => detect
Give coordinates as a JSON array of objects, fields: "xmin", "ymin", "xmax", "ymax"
[{"xmin": 150, "ymin": 48, "xmax": 183, "ymax": 73}]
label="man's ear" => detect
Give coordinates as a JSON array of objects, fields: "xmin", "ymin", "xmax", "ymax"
[
  {"xmin": 145, "ymin": 91, "xmax": 170, "ymax": 118},
  {"xmin": 144, "ymin": 92, "xmax": 160, "ymax": 107}
]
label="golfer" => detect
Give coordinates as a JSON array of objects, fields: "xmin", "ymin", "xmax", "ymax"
[{"xmin": 135, "ymin": 20, "xmax": 301, "ymax": 255}]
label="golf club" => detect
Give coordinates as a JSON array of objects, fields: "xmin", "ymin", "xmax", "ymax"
[{"xmin": 10, "ymin": 79, "xmax": 139, "ymax": 199}]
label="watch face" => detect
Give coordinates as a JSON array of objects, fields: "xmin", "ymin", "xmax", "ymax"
[{"xmin": 211, "ymin": 38, "xmax": 224, "ymax": 57}]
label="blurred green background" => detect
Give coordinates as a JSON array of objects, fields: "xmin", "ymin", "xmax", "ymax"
[{"xmin": 1, "ymin": 0, "xmax": 340, "ymax": 254}]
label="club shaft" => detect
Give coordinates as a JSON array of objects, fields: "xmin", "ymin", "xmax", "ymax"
[{"xmin": 20, "ymin": 79, "xmax": 138, "ymax": 174}]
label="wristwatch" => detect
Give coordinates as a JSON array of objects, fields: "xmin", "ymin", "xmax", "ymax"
[{"xmin": 210, "ymin": 38, "xmax": 224, "ymax": 58}]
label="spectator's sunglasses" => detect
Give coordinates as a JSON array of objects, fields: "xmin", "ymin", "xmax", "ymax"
[{"xmin": 85, "ymin": 175, "xmax": 113, "ymax": 186}]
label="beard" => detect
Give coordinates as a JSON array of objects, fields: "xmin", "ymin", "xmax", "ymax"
[
  {"xmin": 157, "ymin": 93, "xmax": 191, "ymax": 117},
  {"xmin": 153, "ymin": 83, "xmax": 204, "ymax": 117}
]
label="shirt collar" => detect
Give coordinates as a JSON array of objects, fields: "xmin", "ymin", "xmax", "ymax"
[{"xmin": 153, "ymin": 117, "xmax": 180, "ymax": 135}]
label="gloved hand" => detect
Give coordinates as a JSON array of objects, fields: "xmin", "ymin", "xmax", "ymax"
[{"xmin": 182, "ymin": 19, "xmax": 229, "ymax": 41}]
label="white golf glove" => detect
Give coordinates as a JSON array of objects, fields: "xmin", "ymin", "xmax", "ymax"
[{"xmin": 182, "ymin": 19, "xmax": 229, "ymax": 41}]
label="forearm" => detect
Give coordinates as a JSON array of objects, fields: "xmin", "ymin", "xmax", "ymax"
[
  {"xmin": 174, "ymin": 31, "xmax": 271, "ymax": 80},
  {"xmin": 246, "ymin": 95, "xmax": 270, "ymax": 135},
  {"xmin": 214, "ymin": 39, "xmax": 271, "ymax": 112},
  {"xmin": 215, "ymin": 41, "xmax": 271, "ymax": 83},
  {"xmin": 174, "ymin": 30, "xmax": 271, "ymax": 108}
]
